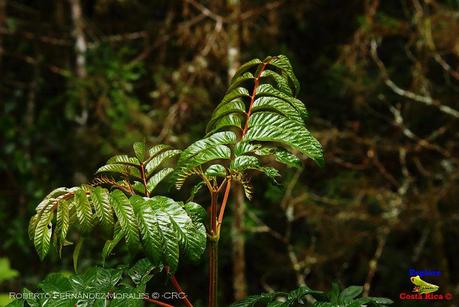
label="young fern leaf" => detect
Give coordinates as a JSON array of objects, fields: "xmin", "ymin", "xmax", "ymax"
[
  {"xmin": 174, "ymin": 55, "xmax": 323, "ymax": 192},
  {"xmin": 95, "ymin": 142, "xmax": 180, "ymax": 195}
]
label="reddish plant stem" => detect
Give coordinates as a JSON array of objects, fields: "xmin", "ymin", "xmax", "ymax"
[
  {"xmin": 164, "ymin": 266, "xmax": 193, "ymax": 307},
  {"xmin": 208, "ymin": 189, "xmax": 220, "ymax": 307},
  {"xmin": 140, "ymin": 163, "xmax": 150, "ymax": 197},
  {"xmin": 170, "ymin": 275, "xmax": 193, "ymax": 307},
  {"xmin": 217, "ymin": 177, "xmax": 232, "ymax": 231},
  {"xmin": 242, "ymin": 62, "xmax": 268, "ymax": 136},
  {"xmin": 143, "ymin": 296, "xmax": 174, "ymax": 307},
  {"xmin": 208, "ymin": 238, "xmax": 219, "ymax": 307},
  {"xmin": 210, "ymin": 191, "xmax": 218, "ymax": 234}
]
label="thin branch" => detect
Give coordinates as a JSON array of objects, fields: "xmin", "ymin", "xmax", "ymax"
[
  {"xmin": 370, "ymin": 39, "xmax": 459, "ymax": 118},
  {"xmin": 140, "ymin": 163, "xmax": 150, "ymax": 197},
  {"xmin": 165, "ymin": 266, "xmax": 193, "ymax": 307},
  {"xmin": 389, "ymin": 105, "xmax": 451, "ymax": 157},
  {"xmin": 363, "ymin": 227, "xmax": 389, "ymax": 296},
  {"xmin": 185, "ymin": 0, "xmax": 224, "ymax": 23},
  {"xmin": 3, "ymin": 51, "xmax": 68, "ymax": 75},
  {"xmin": 217, "ymin": 177, "xmax": 232, "ymax": 229},
  {"xmin": 0, "ymin": 27, "xmax": 70, "ymax": 46},
  {"xmin": 210, "ymin": 191, "xmax": 218, "ymax": 235},
  {"xmin": 245, "ymin": 210, "xmax": 285, "ymax": 242},
  {"xmin": 239, "ymin": 1, "xmax": 283, "ymax": 20}
]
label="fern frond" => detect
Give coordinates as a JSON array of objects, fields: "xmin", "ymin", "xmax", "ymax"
[
  {"xmin": 30, "ymin": 185, "xmax": 207, "ymax": 270},
  {"xmin": 95, "ymin": 143, "xmax": 180, "ymax": 195},
  {"xmin": 175, "ymin": 55, "xmax": 324, "ymax": 196},
  {"xmin": 29, "ymin": 142, "xmax": 205, "ymax": 270}
]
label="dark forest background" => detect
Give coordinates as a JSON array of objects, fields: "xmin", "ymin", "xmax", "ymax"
[{"xmin": 1, "ymin": 0, "xmax": 459, "ymax": 306}]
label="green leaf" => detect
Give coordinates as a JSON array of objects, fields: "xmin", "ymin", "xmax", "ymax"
[
  {"xmin": 26, "ymin": 264, "xmax": 164, "ymax": 307},
  {"xmin": 73, "ymin": 238, "xmax": 84, "ymax": 272},
  {"xmin": 131, "ymin": 195, "xmax": 163, "ymax": 265},
  {"xmin": 268, "ymin": 55, "xmax": 300, "ymax": 95},
  {"xmin": 95, "ymin": 163, "xmax": 141, "ymax": 179},
  {"xmin": 133, "ymin": 141, "xmax": 146, "ymax": 161},
  {"xmin": 187, "ymin": 181, "xmax": 205, "ymax": 202},
  {"xmin": 127, "ymin": 258, "xmax": 163, "ymax": 286},
  {"xmin": 109, "ymin": 190, "xmax": 141, "ymax": 251},
  {"xmin": 107, "ymin": 154, "xmax": 140, "ymax": 166},
  {"xmin": 328, "ymin": 283, "xmax": 340, "ymax": 304},
  {"xmin": 255, "ymin": 83, "xmax": 307, "ymax": 120},
  {"xmin": 368, "ymin": 297, "xmax": 394, "ymax": 304},
  {"xmin": 252, "ymin": 95, "xmax": 303, "ymax": 123},
  {"xmin": 231, "ymin": 293, "xmax": 279, "ymax": 307},
  {"xmin": 91, "ymin": 187, "xmax": 114, "ymax": 232},
  {"xmin": 102, "ymin": 225, "xmax": 124, "ymax": 263},
  {"xmin": 206, "ymin": 99, "xmax": 246, "ymax": 133},
  {"xmin": 205, "ymin": 164, "xmax": 227, "ymax": 177},
  {"xmin": 145, "ymin": 149, "xmax": 181, "ymax": 178},
  {"xmin": 231, "ymin": 58, "xmax": 262, "ymax": 80},
  {"xmin": 179, "ymin": 131, "xmax": 237, "ymax": 162},
  {"xmin": 147, "ymin": 144, "xmax": 171, "ymax": 160},
  {"xmin": 231, "ymin": 155, "xmax": 261, "ymax": 171},
  {"xmin": 175, "ymin": 144, "xmax": 232, "ymax": 189},
  {"xmin": 39, "ymin": 273, "xmax": 72, "ymax": 293},
  {"xmin": 147, "ymin": 167, "xmax": 174, "ymax": 193},
  {"xmin": 28, "ymin": 214, "xmax": 39, "ymax": 241},
  {"xmin": 275, "ymin": 150, "xmax": 301, "ymax": 168},
  {"xmin": 260, "ymin": 69, "xmax": 293, "ymax": 96},
  {"xmin": 33, "ymin": 207, "xmax": 53, "ymax": 260},
  {"xmin": 284, "ymin": 286, "xmax": 323, "ymax": 306},
  {"xmin": 132, "ymin": 196, "xmax": 206, "ymax": 273},
  {"xmin": 184, "ymin": 202, "xmax": 207, "ymax": 223},
  {"xmin": 75, "ymin": 189, "xmax": 94, "ymax": 233},
  {"xmin": 244, "ymin": 112, "xmax": 324, "ymax": 166},
  {"xmin": 262, "ymin": 167, "xmax": 281, "ymax": 182},
  {"xmin": 22, "ymin": 288, "xmax": 39, "ymax": 307},
  {"xmin": 227, "ymin": 72, "xmax": 255, "ymax": 94},
  {"xmin": 110, "ymin": 284, "xmax": 145, "ymax": 307},
  {"xmin": 55, "ymin": 200, "xmax": 70, "ymax": 256},
  {"xmin": 35, "ymin": 187, "xmax": 75, "ymax": 213},
  {"xmin": 339, "ymin": 286, "xmax": 363, "ymax": 301}
]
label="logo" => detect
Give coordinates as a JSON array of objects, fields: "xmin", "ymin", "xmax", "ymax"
[
  {"xmin": 410, "ymin": 275, "xmax": 438, "ymax": 294},
  {"xmin": 399, "ymin": 271, "xmax": 453, "ymax": 301},
  {"xmin": 408, "ymin": 268, "xmax": 441, "ymax": 277}
]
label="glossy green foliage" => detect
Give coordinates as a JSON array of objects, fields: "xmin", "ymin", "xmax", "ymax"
[
  {"xmin": 28, "ymin": 143, "xmax": 206, "ymax": 273},
  {"xmin": 231, "ymin": 284, "xmax": 393, "ymax": 307},
  {"xmin": 29, "ymin": 185, "xmax": 206, "ymax": 273},
  {"xmin": 174, "ymin": 55, "xmax": 324, "ymax": 194},
  {"xmin": 95, "ymin": 142, "xmax": 180, "ymax": 195},
  {"xmin": 6, "ymin": 258, "xmax": 161, "ymax": 307}
]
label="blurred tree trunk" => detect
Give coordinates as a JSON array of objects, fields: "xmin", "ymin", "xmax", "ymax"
[
  {"xmin": 227, "ymin": 0, "xmax": 247, "ymax": 300},
  {"xmin": 0, "ymin": 0, "xmax": 6, "ymax": 72},
  {"xmin": 69, "ymin": 0, "xmax": 88, "ymax": 125}
]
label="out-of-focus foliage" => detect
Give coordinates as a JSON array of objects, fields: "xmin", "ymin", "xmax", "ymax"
[
  {"xmin": 0, "ymin": 258, "xmax": 19, "ymax": 306},
  {"xmin": 7, "ymin": 258, "xmax": 162, "ymax": 307},
  {"xmin": 232, "ymin": 284, "xmax": 393, "ymax": 307}
]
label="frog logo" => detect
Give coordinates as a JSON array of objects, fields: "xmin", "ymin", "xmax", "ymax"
[{"xmin": 410, "ymin": 275, "xmax": 439, "ymax": 294}]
